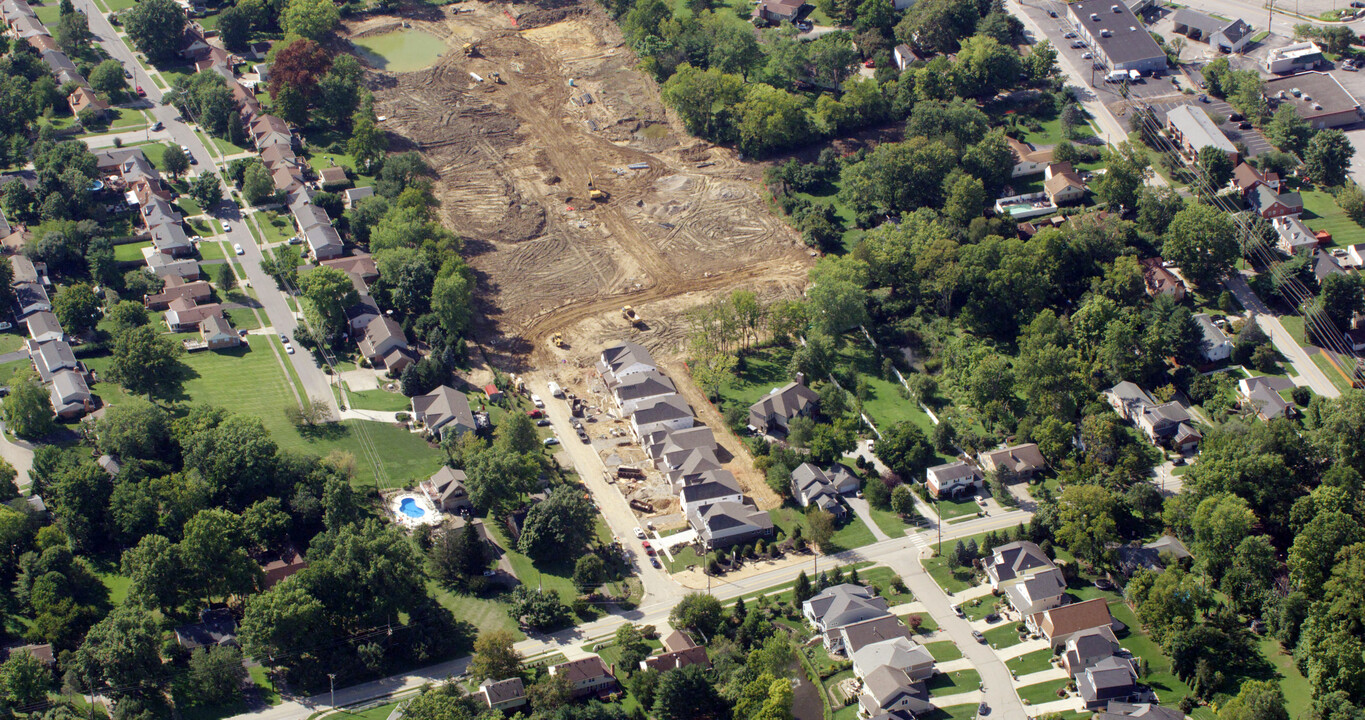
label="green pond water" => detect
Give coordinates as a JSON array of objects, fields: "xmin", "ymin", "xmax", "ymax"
[{"xmin": 352, "ymin": 29, "xmax": 447, "ymax": 73}]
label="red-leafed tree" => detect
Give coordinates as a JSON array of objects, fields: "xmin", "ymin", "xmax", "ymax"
[{"xmin": 268, "ymin": 38, "xmax": 332, "ymax": 99}]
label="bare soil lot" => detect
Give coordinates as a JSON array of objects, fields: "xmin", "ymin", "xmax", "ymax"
[{"xmin": 346, "ymin": 0, "xmax": 812, "ymax": 369}]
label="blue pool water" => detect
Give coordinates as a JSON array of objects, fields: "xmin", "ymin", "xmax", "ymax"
[{"xmin": 399, "ymin": 497, "xmax": 426, "ymax": 518}]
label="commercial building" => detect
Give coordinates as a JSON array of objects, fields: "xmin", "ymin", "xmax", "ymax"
[
  {"xmin": 1165, "ymin": 105, "xmax": 1237, "ymax": 162},
  {"xmin": 1263, "ymin": 72, "xmax": 1362, "ymax": 129},
  {"xmin": 1170, "ymin": 9, "xmax": 1252, "ymax": 53},
  {"xmin": 1265, "ymin": 42, "xmax": 1323, "ymax": 74},
  {"xmin": 1068, "ymin": 0, "xmax": 1167, "ymax": 74}
]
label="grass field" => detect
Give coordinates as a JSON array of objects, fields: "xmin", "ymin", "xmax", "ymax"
[
  {"xmin": 932, "ymin": 495, "xmax": 982, "ymax": 521},
  {"xmin": 343, "ymin": 385, "xmax": 414, "ymax": 412},
  {"xmin": 982, "ymin": 623, "xmax": 1024, "ymax": 649},
  {"xmin": 0, "ymin": 359, "xmax": 29, "ymax": 385},
  {"xmin": 1017, "ymin": 114, "xmax": 1096, "ymax": 147},
  {"xmin": 1298, "ymin": 188, "xmax": 1361, "ymax": 250},
  {"xmin": 1258, "ymin": 638, "xmax": 1311, "ymax": 717},
  {"xmin": 0, "ymin": 333, "xmax": 25, "ymax": 354},
  {"xmin": 1006, "ymin": 648, "xmax": 1056, "ymax": 676},
  {"xmin": 957, "ymin": 595, "xmax": 998, "ymax": 621},
  {"xmin": 923, "ymin": 555, "xmax": 977, "ymax": 594},
  {"xmin": 834, "ymin": 337, "xmax": 951, "ymax": 463},
  {"xmin": 425, "ymin": 579, "xmax": 521, "ymax": 638},
  {"xmin": 717, "ymin": 345, "xmax": 795, "ymax": 415},
  {"xmin": 114, "ymin": 241, "xmax": 151, "ymax": 263},
  {"xmin": 768, "ymin": 503, "xmax": 879, "ymax": 552},
  {"xmin": 864, "ymin": 504, "xmax": 919, "ymax": 538},
  {"xmin": 482, "ymin": 521, "xmax": 580, "ymax": 602},
  {"xmin": 260, "ymin": 211, "xmax": 295, "ymax": 246}
]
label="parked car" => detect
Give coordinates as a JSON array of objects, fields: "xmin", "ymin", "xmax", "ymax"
[
  {"xmin": 1238, "ymin": 121, "xmax": 1253, "ymax": 128},
  {"xmin": 536, "ymin": 419, "xmax": 551, "ymax": 427},
  {"xmin": 1048, "ymin": 9, "xmax": 1057, "ymax": 16},
  {"xmin": 123, "ymin": 69, "xmax": 132, "ymax": 79},
  {"xmin": 1063, "ymin": 31, "xmax": 1077, "ymax": 38},
  {"xmin": 1081, "ymin": 52, "xmax": 1092, "ymax": 59},
  {"xmin": 1071, "ymin": 40, "xmax": 1086, "ymax": 48},
  {"xmin": 221, "ymin": 222, "xmax": 229, "ymax": 231},
  {"xmin": 286, "ymin": 345, "xmax": 295, "ymax": 354},
  {"xmin": 954, "ymin": 605, "xmax": 966, "ymax": 617},
  {"xmin": 542, "ymin": 437, "xmax": 559, "ymax": 446},
  {"xmin": 795, "ymin": 20, "xmax": 812, "ymax": 31},
  {"xmin": 577, "ymin": 429, "xmax": 590, "ymax": 443},
  {"xmin": 635, "ymin": 527, "xmax": 646, "ymax": 539},
  {"xmin": 972, "ymin": 630, "xmax": 986, "ymax": 644},
  {"xmin": 280, "ymin": 333, "xmax": 290, "ymax": 343},
  {"xmin": 234, "ymin": 243, "xmax": 244, "ymax": 255},
  {"xmin": 136, "ymin": 86, "xmax": 145, "ymax": 96},
  {"xmin": 527, "ymin": 409, "xmax": 543, "ymax": 418},
  {"xmin": 650, "ymin": 557, "xmax": 662, "ymax": 568},
  {"xmin": 150, "ymin": 121, "xmax": 163, "ymax": 131},
  {"xmin": 863, "ymin": 59, "xmax": 875, "ymax": 68},
  {"xmin": 1198, "ymin": 94, "xmax": 1209, "ymax": 102},
  {"xmin": 531, "ymin": 394, "xmax": 545, "ymax": 408},
  {"xmin": 984, "ymin": 613, "xmax": 1000, "ymax": 623},
  {"xmin": 1346, "ymin": 64, "xmax": 1360, "ymax": 71}
]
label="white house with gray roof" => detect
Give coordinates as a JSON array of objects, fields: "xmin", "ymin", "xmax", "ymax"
[
  {"xmin": 678, "ymin": 469, "xmax": 744, "ymax": 516},
  {"xmin": 686, "ymin": 499, "xmax": 773, "ymax": 550},
  {"xmin": 857, "ymin": 666, "xmax": 932, "ymax": 718},
  {"xmin": 610, "ymin": 370, "xmax": 676, "ymax": 410},
  {"xmin": 626, "ymin": 393, "xmax": 693, "ymax": 439},
  {"xmin": 803, "ymin": 584, "xmax": 892, "ymax": 635},
  {"xmin": 1194, "ymin": 313, "xmax": 1233, "ymax": 363},
  {"xmin": 597, "ymin": 341, "xmax": 657, "ymax": 385},
  {"xmin": 850, "ymin": 637, "xmax": 935, "ymax": 681},
  {"xmin": 925, "ymin": 461, "xmax": 982, "ymax": 498},
  {"xmin": 412, "ymin": 385, "xmax": 476, "ymax": 438}
]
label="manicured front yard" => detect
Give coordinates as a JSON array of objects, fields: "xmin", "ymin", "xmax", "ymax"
[
  {"xmin": 114, "ymin": 241, "xmax": 152, "ymax": 262},
  {"xmin": 1006, "ymin": 648, "xmax": 1056, "ymax": 676},
  {"xmin": 768, "ymin": 503, "xmax": 879, "ymax": 552},
  {"xmin": 343, "ymin": 385, "xmax": 415, "ymax": 412},
  {"xmin": 925, "ymin": 669, "xmax": 981, "ymax": 697},
  {"xmin": 982, "ymin": 623, "xmax": 1025, "ymax": 649},
  {"xmin": 923, "ymin": 555, "xmax": 977, "ymax": 594},
  {"xmin": 1016, "ymin": 677, "xmax": 1069, "ymax": 706},
  {"xmin": 957, "ymin": 595, "xmax": 999, "ymax": 621},
  {"xmin": 924, "ymin": 641, "xmax": 963, "ymax": 662}
]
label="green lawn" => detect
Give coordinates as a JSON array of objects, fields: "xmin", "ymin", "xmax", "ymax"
[
  {"xmin": 833, "ymin": 337, "xmax": 951, "ymax": 463},
  {"xmin": 1017, "ymin": 677, "xmax": 1069, "ymax": 705},
  {"xmin": 932, "ymin": 495, "xmax": 982, "ymax": 521},
  {"xmin": 1017, "ymin": 114, "xmax": 1096, "ymax": 147},
  {"xmin": 247, "ymin": 666, "xmax": 280, "ymax": 706},
  {"xmin": 342, "ymin": 385, "xmax": 414, "ymax": 412},
  {"xmin": 982, "ymin": 623, "xmax": 1024, "ymax": 649},
  {"xmin": 957, "ymin": 595, "xmax": 998, "ymax": 621},
  {"xmin": 1298, "ymin": 188, "xmax": 1362, "ymax": 250},
  {"xmin": 482, "ymin": 521, "xmax": 580, "ymax": 601},
  {"xmin": 0, "ymin": 359, "xmax": 29, "ymax": 385},
  {"xmin": 97, "ymin": 571, "xmax": 132, "ymax": 606},
  {"xmin": 925, "ymin": 669, "xmax": 980, "ymax": 697},
  {"xmin": 1107, "ymin": 601, "xmax": 1197, "ymax": 706},
  {"xmin": 109, "ymin": 108, "xmax": 150, "ymax": 130},
  {"xmin": 717, "ymin": 345, "xmax": 796, "ymax": 415},
  {"xmin": 793, "ymin": 182, "xmax": 863, "ymax": 254},
  {"xmin": 210, "ymin": 135, "xmax": 253, "ymax": 156},
  {"xmin": 864, "ymin": 504, "xmax": 918, "ymax": 538},
  {"xmin": 84, "ymin": 335, "xmax": 444, "ymax": 489},
  {"xmin": 260, "ymin": 211, "xmax": 296, "ymax": 246},
  {"xmin": 925, "ymin": 641, "xmax": 963, "ymax": 663},
  {"xmin": 337, "ymin": 702, "xmax": 400, "ymax": 720},
  {"xmin": 33, "ymin": 2, "xmax": 60, "ymax": 24},
  {"xmin": 0, "ymin": 333, "xmax": 25, "ymax": 354},
  {"xmin": 199, "ymin": 240, "xmax": 228, "ymax": 261},
  {"xmin": 1258, "ymin": 638, "xmax": 1311, "ymax": 718},
  {"xmin": 1006, "ymin": 648, "xmax": 1056, "ymax": 676},
  {"xmin": 426, "ymin": 580, "xmax": 521, "ymax": 638},
  {"xmin": 114, "ymin": 240, "xmax": 151, "ymax": 263},
  {"xmin": 768, "ymin": 503, "xmax": 879, "ymax": 553},
  {"xmin": 923, "ymin": 555, "xmax": 977, "ymax": 594}
]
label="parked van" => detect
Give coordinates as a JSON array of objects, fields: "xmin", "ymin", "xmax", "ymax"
[
  {"xmin": 1105, "ymin": 70, "xmax": 1127, "ymax": 83},
  {"xmin": 548, "ymin": 381, "xmax": 564, "ymax": 398},
  {"xmin": 1129, "ymin": 69, "xmax": 1141, "ymax": 82}
]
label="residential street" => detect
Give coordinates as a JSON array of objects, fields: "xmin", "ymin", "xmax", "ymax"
[
  {"xmin": 79, "ymin": 0, "xmax": 340, "ymax": 416},
  {"xmin": 1224, "ymin": 273, "xmax": 1343, "ymax": 398},
  {"xmin": 223, "ymin": 509, "xmax": 1033, "ymax": 720}
]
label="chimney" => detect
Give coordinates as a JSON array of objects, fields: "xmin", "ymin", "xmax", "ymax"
[{"xmin": 795, "ymin": 371, "xmax": 807, "ymax": 386}]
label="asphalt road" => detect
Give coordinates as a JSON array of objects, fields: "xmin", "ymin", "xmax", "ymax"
[{"xmin": 79, "ymin": 0, "xmax": 339, "ymax": 415}]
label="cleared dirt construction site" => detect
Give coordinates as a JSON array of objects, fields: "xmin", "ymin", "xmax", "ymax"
[{"xmin": 345, "ymin": 0, "xmax": 812, "ymax": 369}]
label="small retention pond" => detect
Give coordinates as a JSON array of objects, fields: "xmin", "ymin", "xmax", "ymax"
[{"xmin": 351, "ymin": 29, "xmax": 447, "ymax": 73}]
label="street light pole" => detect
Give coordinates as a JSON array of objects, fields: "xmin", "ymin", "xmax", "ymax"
[{"xmin": 328, "ymin": 673, "xmax": 337, "ymax": 710}]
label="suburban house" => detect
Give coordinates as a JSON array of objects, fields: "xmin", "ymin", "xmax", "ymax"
[
  {"xmin": 478, "ymin": 678, "xmax": 527, "ymax": 712},
  {"xmin": 1006, "ymin": 136, "xmax": 1055, "ymax": 177},
  {"xmin": 27, "ymin": 338, "xmax": 78, "ymax": 381},
  {"xmin": 1078, "ymin": 657, "xmax": 1141, "ymax": 709},
  {"xmin": 1036, "ymin": 598, "xmax": 1119, "ymax": 649},
  {"xmin": 748, "ymin": 380, "xmax": 819, "ymax": 434},
  {"xmin": 664, "ymin": 449, "xmax": 723, "ymax": 489},
  {"xmin": 1248, "ymin": 184, "xmax": 1304, "ymax": 219},
  {"xmin": 1165, "ymin": 104, "xmax": 1237, "ymax": 163},
  {"xmin": 1264, "ymin": 72, "xmax": 1362, "ymax": 129},
  {"xmin": 984, "ymin": 540, "xmax": 1056, "ymax": 590},
  {"xmin": 1238, "ymin": 375, "xmax": 1296, "ymax": 420},
  {"xmin": 892, "ymin": 43, "xmax": 924, "ymax": 71},
  {"xmin": 344, "ymin": 186, "xmax": 375, "ymax": 208},
  {"xmin": 144, "ymin": 279, "xmax": 212, "ymax": 310},
  {"xmin": 642, "ymin": 631, "xmax": 710, "ymax": 672},
  {"xmin": 1098, "ymin": 704, "xmax": 1184, "ymax": 720},
  {"xmin": 1105, "ymin": 382, "xmax": 1201, "ymax": 452},
  {"xmin": 174, "ymin": 608, "xmax": 238, "ymax": 650},
  {"xmin": 857, "ymin": 666, "xmax": 932, "ymax": 718},
  {"xmin": 25, "ymin": 311, "xmax": 63, "ymax": 343},
  {"xmin": 9, "ymin": 255, "xmax": 42, "ymax": 285},
  {"xmin": 321, "ymin": 253, "xmax": 380, "ymax": 284},
  {"xmin": 753, "ymin": 0, "xmax": 803, "ymax": 23},
  {"xmin": 318, "ymin": 166, "xmax": 350, "ymax": 189},
  {"xmin": 925, "ymin": 461, "xmax": 982, "ymax": 498},
  {"xmin": 803, "ymin": 584, "xmax": 892, "ymax": 636},
  {"xmin": 2, "ymin": 643, "xmax": 54, "ymax": 667},
  {"xmin": 678, "ymin": 469, "xmax": 745, "ymax": 517},
  {"xmin": 1063, "ymin": 627, "xmax": 1125, "ymax": 676},
  {"xmin": 1171, "ymin": 9, "xmax": 1253, "ymax": 53},
  {"xmin": 837, "ymin": 614, "xmax": 913, "ymax": 655},
  {"xmin": 1273, "ymin": 216, "xmax": 1318, "ymax": 255},
  {"xmin": 610, "ymin": 370, "xmax": 676, "ymax": 411},
  {"xmin": 978, "ymin": 443, "xmax": 1046, "ymax": 479},
  {"xmin": 260, "ymin": 547, "xmax": 307, "ymax": 589},
  {"xmin": 49, "ymin": 369, "xmax": 93, "ymax": 419},
  {"xmin": 1346, "ymin": 320, "xmax": 1365, "ymax": 351},
  {"xmin": 645, "ymin": 425, "xmax": 718, "ymax": 466},
  {"xmin": 14, "ymin": 281, "xmax": 50, "ymax": 317},
  {"xmin": 357, "ymin": 315, "xmax": 412, "ymax": 371},
  {"xmin": 850, "ymin": 637, "xmax": 935, "ymax": 681},
  {"xmin": 1314, "ymin": 249, "xmax": 1346, "ymax": 282},
  {"xmin": 1003, "ymin": 566, "xmax": 1068, "ymax": 619},
  {"xmin": 1043, "ymin": 162, "xmax": 1087, "ymax": 205},
  {"xmin": 547, "ymin": 656, "xmax": 617, "ymax": 699},
  {"xmin": 424, "ymin": 466, "xmax": 473, "ymax": 512},
  {"xmin": 200, "ymin": 315, "xmax": 241, "ymax": 350},
  {"xmin": 1195, "ymin": 313, "xmax": 1234, "ymax": 363},
  {"xmin": 68, "ymin": 86, "xmax": 108, "ymax": 119},
  {"xmin": 686, "ymin": 498, "xmax": 773, "ymax": 550},
  {"xmin": 164, "ymin": 299, "xmax": 223, "ymax": 332},
  {"xmin": 412, "ymin": 385, "xmax": 477, "ymax": 438},
  {"xmin": 1116, "ymin": 535, "xmax": 1193, "ymax": 577},
  {"xmin": 1233, "ymin": 162, "xmax": 1280, "ymax": 197},
  {"xmin": 145, "ymin": 252, "xmax": 201, "ymax": 280},
  {"xmin": 597, "ymin": 341, "xmax": 657, "ymax": 385},
  {"xmin": 627, "ymin": 393, "xmax": 694, "ymax": 439},
  {"xmin": 790, "ymin": 463, "xmax": 857, "ymax": 519}
]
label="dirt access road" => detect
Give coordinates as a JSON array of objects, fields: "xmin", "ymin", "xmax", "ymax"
[{"xmin": 346, "ymin": 0, "xmax": 813, "ymax": 368}]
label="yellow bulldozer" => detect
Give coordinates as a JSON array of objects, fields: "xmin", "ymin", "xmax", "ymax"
[
  {"xmin": 622, "ymin": 306, "xmax": 643, "ymax": 327},
  {"xmin": 463, "ymin": 42, "xmax": 479, "ymax": 57},
  {"xmin": 550, "ymin": 333, "xmax": 565, "ymax": 348}
]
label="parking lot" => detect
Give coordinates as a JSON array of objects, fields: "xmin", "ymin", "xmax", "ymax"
[{"xmin": 1142, "ymin": 94, "xmax": 1277, "ymax": 158}]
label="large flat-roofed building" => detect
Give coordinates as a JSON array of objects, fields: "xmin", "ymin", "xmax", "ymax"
[
  {"xmin": 1166, "ymin": 104, "xmax": 1237, "ymax": 162},
  {"xmin": 1264, "ymin": 72, "xmax": 1362, "ymax": 129},
  {"xmin": 1266, "ymin": 41, "xmax": 1324, "ymax": 74},
  {"xmin": 1068, "ymin": 0, "xmax": 1167, "ymax": 74}
]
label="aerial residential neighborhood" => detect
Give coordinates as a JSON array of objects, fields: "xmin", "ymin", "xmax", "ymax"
[{"xmin": 1, "ymin": 0, "xmax": 1364, "ymax": 719}]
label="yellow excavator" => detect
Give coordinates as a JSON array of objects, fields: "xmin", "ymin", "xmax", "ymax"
[
  {"xmin": 587, "ymin": 171, "xmax": 607, "ymax": 202},
  {"xmin": 550, "ymin": 333, "xmax": 565, "ymax": 348}
]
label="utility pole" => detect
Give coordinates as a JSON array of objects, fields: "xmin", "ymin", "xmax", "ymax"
[{"xmin": 328, "ymin": 673, "xmax": 337, "ymax": 710}]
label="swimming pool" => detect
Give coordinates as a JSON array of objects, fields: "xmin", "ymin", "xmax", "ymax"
[{"xmin": 399, "ymin": 497, "xmax": 426, "ymax": 518}]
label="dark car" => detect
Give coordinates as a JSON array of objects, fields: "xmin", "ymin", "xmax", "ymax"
[
  {"xmin": 978, "ymin": 702, "xmax": 989, "ymax": 716},
  {"xmin": 578, "ymin": 429, "xmax": 590, "ymax": 443},
  {"xmin": 650, "ymin": 557, "xmax": 662, "ymax": 568},
  {"xmin": 123, "ymin": 69, "xmax": 132, "ymax": 79},
  {"xmin": 972, "ymin": 630, "xmax": 986, "ymax": 644},
  {"xmin": 1238, "ymin": 121, "xmax": 1253, "ymax": 129},
  {"xmin": 536, "ymin": 419, "xmax": 551, "ymax": 427},
  {"xmin": 1048, "ymin": 9, "xmax": 1057, "ymax": 16},
  {"xmin": 984, "ymin": 613, "xmax": 1000, "ymax": 624}
]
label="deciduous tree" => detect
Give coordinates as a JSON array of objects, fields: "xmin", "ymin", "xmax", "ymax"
[{"xmin": 124, "ymin": 0, "xmax": 185, "ymax": 63}]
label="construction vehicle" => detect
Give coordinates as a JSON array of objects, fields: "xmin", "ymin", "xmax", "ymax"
[
  {"xmin": 587, "ymin": 171, "xmax": 608, "ymax": 202},
  {"xmin": 550, "ymin": 332, "xmax": 565, "ymax": 348},
  {"xmin": 622, "ymin": 305, "xmax": 643, "ymax": 327},
  {"xmin": 463, "ymin": 42, "xmax": 479, "ymax": 57},
  {"xmin": 490, "ymin": 71, "xmax": 503, "ymax": 84}
]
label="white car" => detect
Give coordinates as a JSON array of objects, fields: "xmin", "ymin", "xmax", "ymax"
[
  {"xmin": 531, "ymin": 394, "xmax": 544, "ymax": 408},
  {"xmin": 634, "ymin": 527, "xmax": 645, "ymax": 539},
  {"xmin": 1081, "ymin": 51, "xmax": 1093, "ymax": 59},
  {"xmin": 286, "ymin": 345, "xmax": 295, "ymax": 354},
  {"xmin": 543, "ymin": 437, "xmax": 560, "ymax": 446},
  {"xmin": 234, "ymin": 243, "xmax": 244, "ymax": 255},
  {"xmin": 222, "ymin": 223, "xmax": 231, "ymax": 232},
  {"xmin": 0, "ymin": 321, "xmax": 11, "ymax": 331}
]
